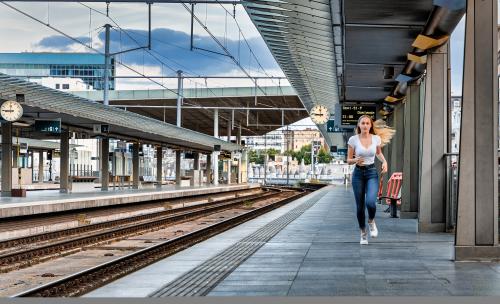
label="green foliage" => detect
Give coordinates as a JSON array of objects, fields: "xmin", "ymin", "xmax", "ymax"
[
  {"xmin": 317, "ymin": 147, "xmax": 332, "ymax": 164},
  {"xmin": 291, "ymin": 144, "xmax": 311, "ymax": 165},
  {"xmin": 248, "ymin": 150, "xmax": 265, "ymax": 165}
]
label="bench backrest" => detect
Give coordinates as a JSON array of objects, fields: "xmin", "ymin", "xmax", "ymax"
[{"xmin": 386, "ymin": 172, "xmax": 403, "ymax": 200}]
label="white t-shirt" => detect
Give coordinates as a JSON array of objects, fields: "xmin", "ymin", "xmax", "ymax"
[{"xmin": 347, "ymin": 134, "xmax": 381, "ymax": 165}]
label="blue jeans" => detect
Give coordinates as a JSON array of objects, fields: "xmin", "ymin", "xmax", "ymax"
[{"xmin": 352, "ymin": 166, "xmax": 379, "ymax": 230}]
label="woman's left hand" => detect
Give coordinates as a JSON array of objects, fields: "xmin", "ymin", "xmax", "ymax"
[{"xmin": 381, "ymin": 161, "xmax": 388, "ymax": 173}]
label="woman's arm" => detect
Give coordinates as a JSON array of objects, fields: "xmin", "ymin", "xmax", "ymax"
[
  {"xmin": 347, "ymin": 145, "xmax": 360, "ymax": 165},
  {"xmin": 376, "ymin": 146, "xmax": 388, "ymax": 173}
]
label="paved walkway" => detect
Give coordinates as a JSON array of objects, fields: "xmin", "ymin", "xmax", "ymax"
[{"xmin": 87, "ymin": 185, "xmax": 500, "ymax": 297}]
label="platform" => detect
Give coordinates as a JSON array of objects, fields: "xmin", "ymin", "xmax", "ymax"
[
  {"xmin": 85, "ymin": 185, "xmax": 500, "ymax": 297},
  {"xmin": 0, "ymin": 183, "xmax": 259, "ymax": 218}
]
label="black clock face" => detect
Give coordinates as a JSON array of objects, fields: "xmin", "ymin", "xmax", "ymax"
[{"xmin": 310, "ymin": 105, "xmax": 330, "ymax": 125}]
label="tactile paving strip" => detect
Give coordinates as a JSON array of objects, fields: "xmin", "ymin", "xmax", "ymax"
[{"xmin": 149, "ymin": 190, "xmax": 328, "ymax": 297}]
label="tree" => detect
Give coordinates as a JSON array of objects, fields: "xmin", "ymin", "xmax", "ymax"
[
  {"xmin": 293, "ymin": 144, "xmax": 311, "ymax": 165},
  {"xmin": 248, "ymin": 150, "xmax": 265, "ymax": 164},
  {"xmin": 317, "ymin": 147, "xmax": 332, "ymax": 164},
  {"xmin": 266, "ymin": 148, "xmax": 280, "ymax": 161}
]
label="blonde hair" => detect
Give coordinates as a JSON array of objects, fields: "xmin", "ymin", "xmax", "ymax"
[{"xmin": 355, "ymin": 115, "xmax": 395, "ymax": 147}]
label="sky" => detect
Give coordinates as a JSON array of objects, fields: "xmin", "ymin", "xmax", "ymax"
[{"xmin": 0, "ymin": 1, "xmax": 486, "ymax": 130}]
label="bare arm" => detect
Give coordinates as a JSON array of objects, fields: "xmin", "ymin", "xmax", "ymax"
[
  {"xmin": 376, "ymin": 146, "xmax": 388, "ymax": 173},
  {"xmin": 347, "ymin": 145, "xmax": 362, "ymax": 165}
]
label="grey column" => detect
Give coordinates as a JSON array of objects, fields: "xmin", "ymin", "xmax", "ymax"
[
  {"xmin": 241, "ymin": 150, "xmax": 248, "ymax": 183},
  {"xmin": 388, "ymin": 103, "xmax": 404, "ymax": 176},
  {"xmin": 456, "ymin": 0, "xmax": 499, "ymax": 260},
  {"xmin": 175, "ymin": 150, "xmax": 181, "ymax": 185},
  {"xmin": 418, "ymin": 43, "xmax": 449, "ymax": 232},
  {"xmin": 227, "ymin": 159, "xmax": 232, "ymax": 184},
  {"xmin": 100, "ymin": 137, "xmax": 109, "ymax": 191},
  {"xmin": 38, "ymin": 151, "xmax": 44, "ymax": 183},
  {"xmin": 213, "ymin": 109, "xmax": 219, "ymax": 186},
  {"xmin": 156, "ymin": 146, "xmax": 163, "ymax": 188},
  {"xmin": 193, "ymin": 152, "xmax": 200, "ymax": 170},
  {"xmin": 237, "ymin": 124, "xmax": 242, "ymax": 145},
  {"xmin": 1, "ymin": 122, "xmax": 12, "ymax": 197},
  {"xmin": 206, "ymin": 153, "xmax": 212, "ymax": 184},
  {"xmin": 401, "ymin": 83, "xmax": 422, "ymax": 218},
  {"xmin": 60, "ymin": 129, "xmax": 70, "ymax": 193},
  {"xmin": 132, "ymin": 142, "xmax": 140, "ymax": 189},
  {"xmin": 227, "ymin": 121, "xmax": 232, "ymax": 142}
]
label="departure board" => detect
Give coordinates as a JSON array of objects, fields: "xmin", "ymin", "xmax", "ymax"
[{"xmin": 340, "ymin": 104, "xmax": 376, "ymax": 126}]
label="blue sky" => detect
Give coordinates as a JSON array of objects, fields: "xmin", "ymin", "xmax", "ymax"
[{"xmin": 0, "ymin": 2, "xmax": 470, "ymax": 94}]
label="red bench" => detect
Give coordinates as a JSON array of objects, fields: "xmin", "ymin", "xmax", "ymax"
[{"xmin": 378, "ymin": 172, "xmax": 402, "ymax": 218}]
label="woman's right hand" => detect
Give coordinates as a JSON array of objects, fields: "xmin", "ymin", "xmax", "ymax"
[{"xmin": 352, "ymin": 157, "xmax": 364, "ymax": 165}]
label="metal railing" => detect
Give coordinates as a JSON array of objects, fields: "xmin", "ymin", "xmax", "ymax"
[{"xmin": 444, "ymin": 153, "xmax": 459, "ymax": 232}]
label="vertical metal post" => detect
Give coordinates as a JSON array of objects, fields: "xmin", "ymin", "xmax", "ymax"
[
  {"xmin": 286, "ymin": 125, "xmax": 290, "ymax": 185},
  {"xmin": 38, "ymin": 150, "xmax": 44, "ymax": 183},
  {"xmin": 156, "ymin": 146, "xmax": 162, "ymax": 188},
  {"xmin": 176, "ymin": 70, "xmax": 183, "ymax": 127},
  {"xmin": 264, "ymin": 133, "xmax": 267, "ymax": 185},
  {"xmin": 103, "ymin": 24, "xmax": 111, "ymax": 106},
  {"xmin": 190, "ymin": 3, "xmax": 194, "ymax": 51},
  {"xmin": 132, "ymin": 142, "xmax": 139, "ymax": 189},
  {"xmin": 175, "ymin": 150, "xmax": 182, "ymax": 186},
  {"xmin": 101, "ymin": 137, "xmax": 109, "ymax": 191},
  {"xmin": 60, "ymin": 129, "xmax": 70, "ymax": 193},
  {"xmin": 1, "ymin": 122, "xmax": 12, "ymax": 197}
]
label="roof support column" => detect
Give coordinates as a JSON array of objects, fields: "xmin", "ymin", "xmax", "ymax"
[
  {"xmin": 387, "ymin": 103, "xmax": 404, "ymax": 178},
  {"xmin": 100, "ymin": 137, "xmax": 109, "ymax": 191},
  {"xmin": 206, "ymin": 152, "xmax": 212, "ymax": 185},
  {"xmin": 60, "ymin": 129, "xmax": 70, "ymax": 193},
  {"xmin": 237, "ymin": 124, "xmax": 242, "ymax": 145},
  {"xmin": 227, "ymin": 120, "xmax": 232, "ymax": 143},
  {"xmin": 38, "ymin": 151, "xmax": 44, "ymax": 183},
  {"xmin": 156, "ymin": 146, "xmax": 163, "ymax": 188},
  {"xmin": 175, "ymin": 150, "xmax": 182, "ymax": 186},
  {"xmin": 1, "ymin": 122, "xmax": 12, "ymax": 197},
  {"xmin": 418, "ymin": 43, "xmax": 449, "ymax": 232},
  {"xmin": 456, "ymin": 0, "xmax": 499, "ymax": 260},
  {"xmin": 401, "ymin": 83, "xmax": 422, "ymax": 218},
  {"xmin": 212, "ymin": 109, "xmax": 219, "ymax": 186},
  {"xmin": 132, "ymin": 142, "xmax": 140, "ymax": 189},
  {"xmin": 240, "ymin": 150, "xmax": 248, "ymax": 183},
  {"xmin": 176, "ymin": 70, "xmax": 183, "ymax": 128}
]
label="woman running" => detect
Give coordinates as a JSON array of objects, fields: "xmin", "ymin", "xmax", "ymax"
[{"xmin": 347, "ymin": 115, "xmax": 393, "ymax": 245}]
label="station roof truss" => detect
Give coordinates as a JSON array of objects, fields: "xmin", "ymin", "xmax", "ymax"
[
  {"xmin": 73, "ymin": 86, "xmax": 308, "ymax": 137},
  {"xmin": 0, "ymin": 73, "xmax": 242, "ymax": 152},
  {"xmin": 242, "ymin": 0, "xmax": 342, "ymax": 145},
  {"xmin": 243, "ymin": 0, "xmax": 436, "ymax": 143}
]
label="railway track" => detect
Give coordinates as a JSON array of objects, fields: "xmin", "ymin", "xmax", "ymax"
[
  {"xmin": 13, "ymin": 189, "xmax": 307, "ymax": 297},
  {"xmin": 0, "ymin": 189, "xmax": 285, "ymax": 271}
]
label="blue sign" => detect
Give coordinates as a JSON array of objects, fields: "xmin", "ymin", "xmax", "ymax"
[
  {"xmin": 34, "ymin": 119, "xmax": 61, "ymax": 134},
  {"xmin": 327, "ymin": 120, "xmax": 349, "ymax": 133}
]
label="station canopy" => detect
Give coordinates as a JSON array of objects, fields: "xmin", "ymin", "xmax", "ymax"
[
  {"xmin": 0, "ymin": 73, "xmax": 241, "ymax": 152},
  {"xmin": 74, "ymin": 86, "xmax": 308, "ymax": 137},
  {"xmin": 243, "ymin": 0, "xmax": 435, "ymax": 144}
]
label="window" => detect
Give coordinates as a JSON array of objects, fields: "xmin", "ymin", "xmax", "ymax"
[
  {"xmin": 55, "ymin": 84, "xmax": 60, "ymax": 89},
  {"xmin": 62, "ymin": 84, "xmax": 70, "ymax": 90}
]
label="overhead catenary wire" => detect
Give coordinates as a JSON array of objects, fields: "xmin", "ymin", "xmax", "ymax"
[{"xmin": 2, "ymin": 1, "xmax": 283, "ymax": 134}]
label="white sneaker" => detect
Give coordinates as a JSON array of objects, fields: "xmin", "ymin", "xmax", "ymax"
[
  {"xmin": 368, "ymin": 221, "xmax": 378, "ymax": 238},
  {"xmin": 360, "ymin": 231, "xmax": 368, "ymax": 245}
]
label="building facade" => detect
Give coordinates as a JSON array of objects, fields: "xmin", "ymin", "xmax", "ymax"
[
  {"xmin": 0, "ymin": 52, "xmax": 114, "ymax": 90},
  {"xmin": 284, "ymin": 128, "xmax": 326, "ymax": 151}
]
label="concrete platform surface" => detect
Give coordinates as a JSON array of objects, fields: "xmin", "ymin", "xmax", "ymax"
[
  {"xmin": 0, "ymin": 183, "xmax": 259, "ymax": 218},
  {"xmin": 86, "ymin": 185, "xmax": 500, "ymax": 297}
]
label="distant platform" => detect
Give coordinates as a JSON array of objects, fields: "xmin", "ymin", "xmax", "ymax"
[{"xmin": 0, "ymin": 183, "xmax": 259, "ymax": 219}]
